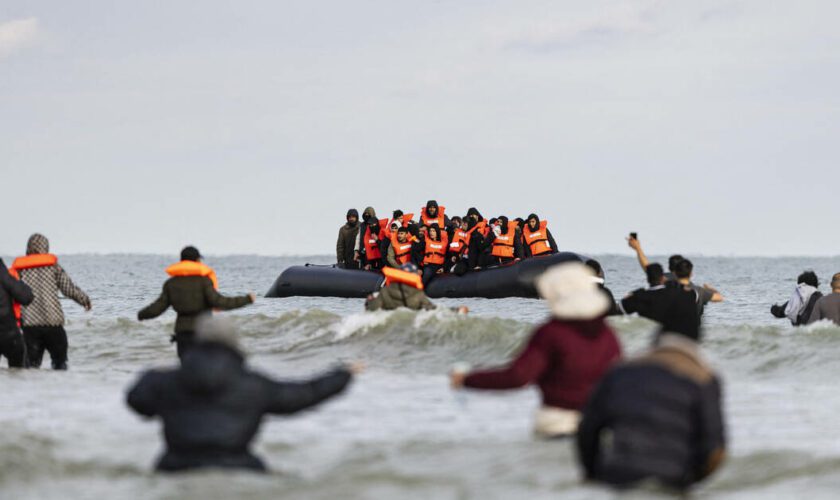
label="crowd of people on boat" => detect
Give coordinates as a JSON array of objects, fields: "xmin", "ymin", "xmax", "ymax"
[
  {"xmin": 2, "ymin": 229, "xmax": 840, "ymax": 493},
  {"xmin": 336, "ymin": 200, "xmax": 559, "ymax": 286}
]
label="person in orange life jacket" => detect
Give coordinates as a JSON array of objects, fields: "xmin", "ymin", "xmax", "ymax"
[
  {"xmin": 13, "ymin": 233, "xmax": 91, "ymax": 370},
  {"xmin": 366, "ymin": 263, "xmax": 469, "ymax": 313},
  {"xmin": 353, "ymin": 206, "xmax": 378, "ymax": 265},
  {"xmin": 138, "ymin": 246, "xmax": 256, "ymax": 359},
  {"xmin": 420, "ymin": 200, "xmax": 450, "ymax": 228},
  {"xmin": 386, "ymin": 227, "xmax": 415, "ymax": 268},
  {"xmin": 484, "ymin": 216, "xmax": 523, "ymax": 265},
  {"xmin": 0, "ymin": 258, "xmax": 34, "ymax": 368},
  {"xmin": 463, "ymin": 208, "xmax": 489, "ymax": 270},
  {"xmin": 522, "ymin": 213, "xmax": 558, "ymax": 258},
  {"xmin": 421, "ymin": 224, "xmax": 448, "ymax": 287},
  {"xmin": 445, "ymin": 217, "xmax": 471, "ymax": 276},
  {"xmin": 358, "ymin": 217, "xmax": 388, "ymax": 270}
]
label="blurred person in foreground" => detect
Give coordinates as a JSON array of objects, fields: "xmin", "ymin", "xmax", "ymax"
[
  {"xmin": 450, "ymin": 262, "xmax": 621, "ymax": 438},
  {"xmin": 126, "ymin": 317, "xmax": 359, "ymax": 473},
  {"xmin": 576, "ymin": 310, "xmax": 726, "ymax": 491}
]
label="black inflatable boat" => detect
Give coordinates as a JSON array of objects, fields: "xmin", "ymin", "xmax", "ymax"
[{"xmin": 265, "ymin": 252, "xmax": 585, "ymax": 299}]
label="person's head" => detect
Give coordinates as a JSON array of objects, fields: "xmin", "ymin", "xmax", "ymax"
[
  {"xmin": 497, "ymin": 216, "xmax": 508, "ymax": 228},
  {"xmin": 450, "ymin": 216, "xmax": 462, "ymax": 228},
  {"xmin": 527, "ymin": 213, "xmax": 539, "ymax": 230},
  {"xmin": 26, "ymin": 233, "xmax": 50, "ymax": 255},
  {"xmin": 194, "ymin": 316, "xmax": 244, "ymax": 358},
  {"xmin": 488, "ymin": 217, "xmax": 498, "ymax": 227},
  {"xmin": 668, "ymin": 254, "xmax": 685, "ymax": 272},
  {"xmin": 584, "ymin": 259, "xmax": 605, "ymax": 279},
  {"xmin": 367, "ymin": 217, "xmax": 379, "ymax": 228},
  {"xmin": 832, "ymin": 272, "xmax": 840, "ymax": 292},
  {"xmin": 645, "ymin": 263, "xmax": 665, "ymax": 287},
  {"xmin": 180, "ymin": 246, "xmax": 202, "ymax": 262},
  {"xmin": 428, "ymin": 224, "xmax": 440, "ymax": 240},
  {"xmin": 797, "ymin": 270, "xmax": 819, "ymax": 288},
  {"xmin": 673, "ymin": 258, "xmax": 693, "ymax": 280},
  {"xmin": 407, "ymin": 222, "xmax": 420, "ymax": 238},
  {"xmin": 425, "ymin": 200, "xmax": 439, "ymax": 216},
  {"xmin": 460, "ymin": 218, "xmax": 469, "ymax": 230},
  {"xmin": 400, "ymin": 262, "xmax": 421, "ymax": 276},
  {"xmin": 362, "ymin": 206, "xmax": 376, "ymax": 223},
  {"xmin": 396, "ymin": 227, "xmax": 409, "ymax": 242},
  {"xmin": 346, "ymin": 208, "xmax": 359, "ymax": 224},
  {"xmin": 466, "ymin": 207, "xmax": 482, "ymax": 221},
  {"xmin": 392, "ymin": 209, "xmax": 404, "ymax": 221},
  {"xmin": 390, "ymin": 222, "xmax": 399, "ymax": 233},
  {"xmin": 536, "ymin": 262, "xmax": 610, "ymax": 320},
  {"xmin": 419, "ymin": 225, "xmax": 428, "ymax": 237}
]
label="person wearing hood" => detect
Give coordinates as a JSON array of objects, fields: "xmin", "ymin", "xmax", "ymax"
[
  {"xmin": 0, "ymin": 258, "xmax": 34, "ymax": 368},
  {"xmin": 336, "ymin": 209, "xmax": 361, "ymax": 270},
  {"xmin": 126, "ymin": 317, "xmax": 358, "ymax": 472},
  {"xmin": 522, "ymin": 213, "xmax": 558, "ymax": 258},
  {"xmin": 353, "ymin": 206, "xmax": 378, "ymax": 265},
  {"xmin": 464, "ymin": 208, "xmax": 489, "ymax": 269},
  {"xmin": 357, "ymin": 215, "xmax": 388, "ymax": 270},
  {"xmin": 771, "ymin": 271, "xmax": 822, "ymax": 326},
  {"xmin": 10, "ymin": 233, "xmax": 91, "ymax": 370},
  {"xmin": 450, "ymin": 263, "xmax": 621, "ymax": 438},
  {"xmin": 483, "ymin": 216, "xmax": 524, "ymax": 265},
  {"xmin": 576, "ymin": 323, "xmax": 726, "ymax": 491},
  {"xmin": 138, "ymin": 246, "xmax": 255, "ymax": 359},
  {"xmin": 419, "ymin": 200, "xmax": 450, "ymax": 229}
]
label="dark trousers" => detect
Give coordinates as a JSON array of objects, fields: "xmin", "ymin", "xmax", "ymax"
[
  {"xmin": 422, "ymin": 264, "xmax": 442, "ymax": 287},
  {"xmin": 171, "ymin": 331, "xmax": 196, "ymax": 359},
  {"xmin": 0, "ymin": 329, "xmax": 27, "ymax": 368},
  {"xmin": 23, "ymin": 326, "xmax": 68, "ymax": 370}
]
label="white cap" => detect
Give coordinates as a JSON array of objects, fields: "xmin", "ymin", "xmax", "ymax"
[{"xmin": 536, "ymin": 262, "xmax": 610, "ymax": 320}]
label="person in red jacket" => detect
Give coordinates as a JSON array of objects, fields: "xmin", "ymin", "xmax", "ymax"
[{"xmin": 450, "ymin": 262, "xmax": 621, "ymax": 438}]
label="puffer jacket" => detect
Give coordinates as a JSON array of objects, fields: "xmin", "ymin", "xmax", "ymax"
[
  {"xmin": 0, "ymin": 258, "xmax": 34, "ymax": 333},
  {"xmin": 16, "ymin": 234, "xmax": 91, "ymax": 327},
  {"xmin": 577, "ymin": 334, "xmax": 726, "ymax": 490},
  {"xmin": 126, "ymin": 342, "xmax": 352, "ymax": 471}
]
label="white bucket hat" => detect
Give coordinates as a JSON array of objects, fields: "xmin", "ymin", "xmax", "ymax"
[
  {"xmin": 195, "ymin": 316, "xmax": 244, "ymax": 356},
  {"xmin": 536, "ymin": 262, "xmax": 610, "ymax": 320}
]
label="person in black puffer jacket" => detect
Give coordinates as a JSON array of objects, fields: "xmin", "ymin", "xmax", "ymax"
[
  {"xmin": 0, "ymin": 258, "xmax": 34, "ymax": 368},
  {"xmin": 126, "ymin": 317, "xmax": 356, "ymax": 472},
  {"xmin": 577, "ymin": 332, "xmax": 726, "ymax": 491}
]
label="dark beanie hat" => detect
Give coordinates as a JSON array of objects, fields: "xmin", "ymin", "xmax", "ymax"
[
  {"xmin": 181, "ymin": 246, "xmax": 202, "ymax": 262},
  {"xmin": 426, "ymin": 200, "xmax": 438, "ymax": 209},
  {"xmin": 347, "ymin": 208, "xmax": 359, "ymax": 218},
  {"xmin": 393, "ymin": 209, "xmax": 404, "ymax": 218}
]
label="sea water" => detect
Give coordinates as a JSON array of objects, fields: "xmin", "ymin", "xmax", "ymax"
[{"xmin": 1, "ymin": 254, "xmax": 840, "ymax": 499}]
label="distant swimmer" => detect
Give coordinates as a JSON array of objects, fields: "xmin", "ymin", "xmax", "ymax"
[
  {"xmin": 577, "ymin": 331, "xmax": 726, "ymax": 491},
  {"xmin": 806, "ymin": 272, "xmax": 840, "ymax": 325},
  {"xmin": 522, "ymin": 213, "xmax": 558, "ymax": 258},
  {"xmin": 336, "ymin": 208, "xmax": 361, "ymax": 270},
  {"xmin": 365, "ymin": 263, "xmax": 468, "ymax": 313},
  {"xmin": 137, "ymin": 246, "xmax": 255, "ymax": 359},
  {"xmin": 450, "ymin": 263, "xmax": 620, "ymax": 438},
  {"xmin": 0, "ymin": 258, "xmax": 34, "ymax": 368},
  {"xmin": 126, "ymin": 317, "xmax": 358, "ymax": 472},
  {"xmin": 771, "ymin": 271, "xmax": 822, "ymax": 326},
  {"xmin": 11, "ymin": 233, "xmax": 92, "ymax": 370}
]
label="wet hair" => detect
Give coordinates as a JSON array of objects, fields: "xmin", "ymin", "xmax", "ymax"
[
  {"xmin": 645, "ymin": 263, "xmax": 665, "ymax": 287},
  {"xmin": 668, "ymin": 254, "xmax": 685, "ymax": 272},
  {"xmin": 797, "ymin": 271, "xmax": 819, "ymax": 288},
  {"xmin": 180, "ymin": 246, "xmax": 201, "ymax": 262},
  {"xmin": 393, "ymin": 210, "xmax": 404, "ymax": 219},
  {"xmin": 673, "ymin": 259, "xmax": 693, "ymax": 279},
  {"xmin": 585, "ymin": 259, "xmax": 604, "ymax": 278}
]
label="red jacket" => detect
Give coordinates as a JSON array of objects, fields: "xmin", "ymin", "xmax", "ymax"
[{"xmin": 464, "ymin": 318, "xmax": 621, "ymax": 410}]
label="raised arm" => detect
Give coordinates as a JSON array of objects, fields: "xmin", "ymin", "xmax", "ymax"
[
  {"xmin": 627, "ymin": 237, "xmax": 649, "ymax": 272},
  {"xmin": 463, "ymin": 331, "xmax": 549, "ymax": 389},
  {"xmin": 263, "ymin": 368, "xmax": 352, "ymax": 415},
  {"xmin": 203, "ymin": 279, "xmax": 254, "ymax": 310},
  {"xmin": 55, "ymin": 265, "xmax": 92, "ymax": 309}
]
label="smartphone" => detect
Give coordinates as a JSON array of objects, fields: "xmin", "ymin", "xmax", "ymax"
[{"xmin": 630, "ymin": 232, "xmax": 638, "ymax": 240}]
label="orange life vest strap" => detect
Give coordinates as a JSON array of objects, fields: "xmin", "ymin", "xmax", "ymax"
[
  {"xmin": 402, "ymin": 213, "xmax": 415, "ymax": 227},
  {"xmin": 166, "ymin": 261, "xmax": 219, "ymax": 289},
  {"xmin": 382, "ymin": 267, "xmax": 424, "ymax": 290}
]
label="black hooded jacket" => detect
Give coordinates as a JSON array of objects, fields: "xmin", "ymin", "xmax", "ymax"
[
  {"xmin": 337, "ymin": 209, "xmax": 361, "ymax": 265},
  {"xmin": 0, "ymin": 258, "xmax": 34, "ymax": 334},
  {"xmin": 522, "ymin": 214, "xmax": 558, "ymax": 257},
  {"xmin": 127, "ymin": 343, "xmax": 352, "ymax": 472}
]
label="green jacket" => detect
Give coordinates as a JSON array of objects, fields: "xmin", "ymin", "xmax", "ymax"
[
  {"xmin": 138, "ymin": 276, "xmax": 252, "ymax": 333},
  {"xmin": 365, "ymin": 283, "xmax": 436, "ymax": 311}
]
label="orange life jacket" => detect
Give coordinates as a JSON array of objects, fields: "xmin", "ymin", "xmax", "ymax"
[
  {"xmin": 423, "ymin": 233, "xmax": 448, "ymax": 266},
  {"xmin": 382, "ymin": 266, "xmax": 424, "ymax": 290},
  {"xmin": 469, "ymin": 219, "xmax": 489, "ymax": 237},
  {"xmin": 420, "ymin": 206, "xmax": 446, "ymax": 228},
  {"xmin": 166, "ymin": 261, "xmax": 219, "ymax": 289},
  {"xmin": 389, "ymin": 234, "xmax": 414, "ymax": 266},
  {"xmin": 449, "ymin": 228, "xmax": 470, "ymax": 254},
  {"xmin": 401, "ymin": 212, "xmax": 414, "ymax": 227},
  {"xmin": 9, "ymin": 254, "xmax": 59, "ymax": 325},
  {"xmin": 523, "ymin": 220, "xmax": 552, "ymax": 256},
  {"xmin": 363, "ymin": 219, "xmax": 388, "ymax": 261},
  {"xmin": 491, "ymin": 225, "xmax": 517, "ymax": 258}
]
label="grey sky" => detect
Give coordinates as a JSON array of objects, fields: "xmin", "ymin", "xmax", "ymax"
[{"xmin": 2, "ymin": 1, "xmax": 839, "ymax": 257}]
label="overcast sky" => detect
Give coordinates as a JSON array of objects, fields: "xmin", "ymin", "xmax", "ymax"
[{"xmin": 2, "ymin": 1, "xmax": 839, "ymax": 257}]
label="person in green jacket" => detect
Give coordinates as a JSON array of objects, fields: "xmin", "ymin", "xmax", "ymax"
[
  {"xmin": 365, "ymin": 263, "xmax": 468, "ymax": 313},
  {"xmin": 138, "ymin": 246, "xmax": 255, "ymax": 359}
]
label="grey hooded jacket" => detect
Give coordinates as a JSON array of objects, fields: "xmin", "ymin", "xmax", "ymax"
[{"xmin": 17, "ymin": 234, "xmax": 91, "ymax": 327}]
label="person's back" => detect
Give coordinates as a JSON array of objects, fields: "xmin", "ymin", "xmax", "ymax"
[
  {"xmin": 126, "ymin": 319, "xmax": 353, "ymax": 472},
  {"xmin": 808, "ymin": 274, "xmax": 840, "ymax": 325},
  {"xmin": 366, "ymin": 283, "xmax": 436, "ymax": 311},
  {"xmin": 13, "ymin": 233, "xmax": 91, "ymax": 369},
  {"xmin": 0, "ymin": 258, "xmax": 34, "ymax": 368},
  {"xmin": 577, "ymin": 334, "xmax": 726, "ymax": 491}
]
